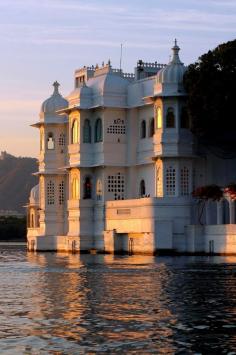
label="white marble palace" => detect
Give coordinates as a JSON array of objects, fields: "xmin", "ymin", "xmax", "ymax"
[{"xmin": 27, "ymin": 41, "xmax": 236, "ymax": 255}]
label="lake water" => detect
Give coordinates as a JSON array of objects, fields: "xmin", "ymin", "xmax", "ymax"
[{"xmin": 0, "ymin": 246, "xmax": 236, "ymax": 354}]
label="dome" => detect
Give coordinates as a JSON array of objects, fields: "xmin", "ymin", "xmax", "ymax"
[
  {"xmin": 89, "ymin": 73, "xmax": 128, "ymax": 96},
  {"xmin": 102, "ymin": 73, "xmax": 128, "ymax": 95},
  {"xmin": 68, "ymin": 84, "xmax": 93, "ymax": 108},
  {"xmin": 29, "ymin": 184, "xmax": 39, "ymax": 205},
  {"xmin": 41, "ymin": 81, "xmax": 68, "ymax": 114},
  {"xmin": 156, "ymin": 40, "xmax": 186, "ymax": 85},
  {"xmin": 87, "ymin": 68, "xmax": 129, "ymax": 107}
]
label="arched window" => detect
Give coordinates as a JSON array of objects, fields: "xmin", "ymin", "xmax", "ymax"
[
  {"xmin": 83, "ymin": 119, "xmax": 91, "ymax": 143},
  {"xmin": 47, "ymin": 132, "xmax": 55, "ymax": 150},
  {"xmin": 31, "ymin": 213, "xmax": 34, "ymax": 228},
  {"xmin": 180, "ymin": 106, "xmax": 190, "ymax": 129},
  {"xmin": 166, "ymin": 107, "xmax": 175, "ymax": 128},
  {"xmin": 222, "ymin": 199, "xmax": 230, "ymax": 224},
  {"xmin": 140, "ymin": 120, "xmax": 146, "ymax": 139},
  {"xmin": 149, "ymin": 118, "xmax": 155, "ymax": 137},
  {"xmin": 47, "ymin": 180, "xmax": 55, "ymax": 205},
  {"xmin": 37, "ymin": 214, "xmax": 40, "ymax": 228},
  {"xmin": 72, "ymin": 119, "xmax": 79, "ymax": 144},
  {"xmin": 156, "ymin": 107, "xmax": 162, "ymax": 129},
  {"xmin": 207, "ymin": 200, "xmax": 217, "ymax": 225},
  {"xmin": 96, "ymin": 179, "xmax": 102, "ymax": 201},
  {"xmin": 72, "ymin": 178, "xmax": 79, "ymax": 199},
  {"xmin": 27, "ymin": 210, "xmax": 31, "ymax": 228},
  {"xmin": 59, "ymin": 133, "xmax": 66, "ymax": 146},
  {"xmin": 83, "ymin": 177, "xmax": 92, "ymax": 199},
  {"xmin": 95, "ymin": 118, "xmax": 103, "ymax": 142},
  {"xmin": 180, "ymin": 167, "xmax": 189, "ymax": 196},
  {"xmin": 140, "ymin": 180, "xmax": 146, "ymax": 197},
  {"xmin": 166, "ymin": 166, "xmax": 176, "ymax": 196}
]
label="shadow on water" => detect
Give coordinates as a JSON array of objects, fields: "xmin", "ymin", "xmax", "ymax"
[{"xmin": 0, "ymin": 247, "xmax": 236, "ymax": 353}]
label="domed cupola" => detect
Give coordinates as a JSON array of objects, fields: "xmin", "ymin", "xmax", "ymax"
[
  {"xmin": 67, "ymin": 82, "xmax": 93, "ymax": 109},
  {"xmin": 29, "ymin": 184, "xmax": 39, "ymax": 206},
  {"xmin": 86, "ymin": 61, "xmax": 129, "ymax": 107},
  {"xmin": 40, "ymin": 81, "xmax": 68, "ymax": 123},
  {"xmin": 154, "ymin": 40, "xmax": 187, "ymax": 96}
]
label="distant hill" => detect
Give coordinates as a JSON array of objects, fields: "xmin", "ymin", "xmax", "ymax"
[{"xmin": 0, "ymin": 152, "xmax": 38, "ymax": 213}]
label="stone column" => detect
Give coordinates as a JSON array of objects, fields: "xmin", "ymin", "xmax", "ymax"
[
  {"xmin": 217, "ymin": 200, "xmax": 223, "ymax": 225},
  {"xmin": 205, "ymin": 200, "xmax": 211, "ymax": 225}
]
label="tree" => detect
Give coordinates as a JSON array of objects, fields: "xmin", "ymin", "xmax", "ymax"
[{"xmin": 184, "ymin": 39, "xmax": 236, "ymax": 156}]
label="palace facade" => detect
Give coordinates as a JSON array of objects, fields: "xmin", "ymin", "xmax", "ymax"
[{"xmin": 27, "ymin": 42, "xmax": 236, "ymax": 254}]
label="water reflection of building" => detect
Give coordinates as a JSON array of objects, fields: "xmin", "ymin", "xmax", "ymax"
[
  {"xmin": 27, "ymin": 252, "xmax": 87, "ymax": 343},
  {"xmin": 27, "ymin": 41, "xmax": 236, "ymax": 255},
  {"xmin": 27, "ymin": 252, "xmax": 178, "ymax": 353}
]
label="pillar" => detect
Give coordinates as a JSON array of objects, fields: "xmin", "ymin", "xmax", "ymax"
[
  {"xmin": 217, "ymin": 200, "xmax": 223, "ymax": 224},
  {"xmin": 205, "ymin": 201, "xmax": 211, "ymax": 225}
]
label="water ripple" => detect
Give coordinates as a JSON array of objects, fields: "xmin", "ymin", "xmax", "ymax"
[{"xmin": 0, "ymin": 247, "xmax": 235, "ymax": 353}]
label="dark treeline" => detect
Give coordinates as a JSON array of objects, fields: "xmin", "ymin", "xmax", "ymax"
[
  {"xmin": 184, "ymin": 38, "xmax": 236, "ymax": 157},
  {"xmin": 0, "ymin": 216, "xmax": 26, "ymax": 241}
]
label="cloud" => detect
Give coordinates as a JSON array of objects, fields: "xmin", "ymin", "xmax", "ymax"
[
  {"xmin": 0, "ymin": 6, "xmax": 235, "ymax": 50},
  {"xmin": 0, "ymin": 5, "xmax": 235, "ymax": 40},
  {"xmin": 0, "ymin": 0, "xmax": 126, "ymax": 13},
  {"xmin": 205, "ymin": 0, "xmax": 236, "ymax": 6}
]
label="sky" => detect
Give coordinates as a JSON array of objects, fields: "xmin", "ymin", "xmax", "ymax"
[{"xmin": 0, "ymin": 0, "xmax": 235, "ymax": 158}]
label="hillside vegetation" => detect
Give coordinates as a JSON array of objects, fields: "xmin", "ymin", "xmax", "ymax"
[{"xmin": 0, "ymin": 152, "xmax": 37, "ymax": 213}]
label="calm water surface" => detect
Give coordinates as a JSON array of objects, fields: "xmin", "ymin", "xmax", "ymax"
[{"xmin": 0, "ymin": 246, "xmax": 236, "ymax": 354}]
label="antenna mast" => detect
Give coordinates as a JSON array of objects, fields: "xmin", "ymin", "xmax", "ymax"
[{"xmin": 119, "ymin": 43, "xmax": 123, "ymax": 73}]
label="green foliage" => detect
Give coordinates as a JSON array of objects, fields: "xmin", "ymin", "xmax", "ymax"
[
  {"xmin": 0, "ymin": 216, "xmax": 26, "ymax": 241},
  {"xmin": 184, "ymin": 39, "xmax": 236, "ymax": 153}
]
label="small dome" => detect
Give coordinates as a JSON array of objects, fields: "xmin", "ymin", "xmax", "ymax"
[
  {"xmin": 87, "ymin": 68, "xmax": 129, "ymax": 107},
  {"xmin": 103, "ymin": 74, "xmax": 128, "ymax": 95},
  {"xmin": 41, "ymin": 81, "xmax": 68, "ymax": 114},
  {"xmin": 90, "ymin": 73, "xmax": 128, "ymax": 96},
  {"xmin": 157, "ymin": 40, "xmax": 186, "ymax": 85},
  {"xmin": 29, "ymin": 184, "xmax": 39, "ymax": 205},
  {"xmin": 68, "ymin": 84, "xmax": 93, "ymax": 108}
]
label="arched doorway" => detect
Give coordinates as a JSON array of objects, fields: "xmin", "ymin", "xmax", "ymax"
[
  {"xmin": 222, "ymin": 199, "xmax": 230, "ymax": 224},
  {"xmin": 83, "ymin": 177, "xmax": 92, "ymax": 199},
  {"xmin": 140, "ymin": 180, "xmax": 146, "ymax": 197}
]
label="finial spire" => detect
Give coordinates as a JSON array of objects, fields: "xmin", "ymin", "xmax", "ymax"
[
  {"xmin": 170, "ymin": 39, "xmax": 182, "ymax": 64},
  {"xmin": 53, "ymin": 81, "xmax": 60, "ymax": 95}
]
